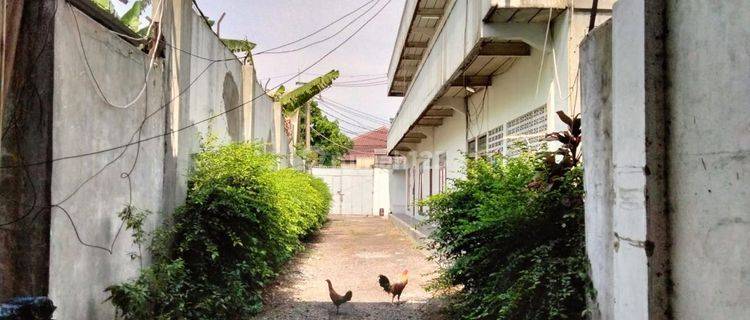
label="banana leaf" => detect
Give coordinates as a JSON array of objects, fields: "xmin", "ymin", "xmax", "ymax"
[{"xmin": 278, "ymin": 70, "xmax": 339, "ymax": 114}]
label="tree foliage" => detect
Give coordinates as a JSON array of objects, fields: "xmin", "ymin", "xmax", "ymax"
[{"xmin": 298, "ymin": 100, "xmax": 353, "ymax": 166}]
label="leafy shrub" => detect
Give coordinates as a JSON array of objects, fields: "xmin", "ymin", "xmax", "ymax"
[
  {"xmin": 106, "ymin": 142, "xmax": 331, "ymax": 319},
  {"xmin": 424, "ymin": 112, "xmax": 588, "ymax": 319}
]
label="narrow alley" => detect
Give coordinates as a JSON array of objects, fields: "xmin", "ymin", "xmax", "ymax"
[{"xmin": 251, "ymin": 216, "xmax": 443, "ymax": 320}]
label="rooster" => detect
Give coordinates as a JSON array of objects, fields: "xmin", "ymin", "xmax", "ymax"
[
  {"xmin": 378, "ymin": 269, "xmax": 409, "ymax": 303},
  {"xmin": 325, "ymin": 279, "xmax": 352, "ymax": 314}
]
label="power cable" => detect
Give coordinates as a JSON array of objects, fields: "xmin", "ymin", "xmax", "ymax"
[
  {"xmin": 317, "ymin": 102, "xmax": 387, "ymax": 133},
  {"xmin": 256, "ymin": 0, "xmax": 382, "ymax": 55},
  {"xmin": 68, "ymin": 0, "xmax": 165, "ymax": 109},
  {"xmin": 318, "ymin": 95, "xmax": 391, "ymax": 124},
  {"xmin": 254, "ymin": 0, "xmax": 377, "ymax": 54},
  {"xmin": 1, "ymin": 0, "xmax": 394, "ymax": 171}
]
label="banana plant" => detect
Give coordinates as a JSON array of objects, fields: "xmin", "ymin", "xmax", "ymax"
[
  {"xmin": 91, "ymin": 0, "xmax": 151, "ymax": 35},
  {"xmin": 271, "ymin": 70, "xmax": 339, "ymax": 164}
]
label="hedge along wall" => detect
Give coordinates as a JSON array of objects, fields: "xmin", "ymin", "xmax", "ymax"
[{"xmin": 106, "ymin": 142, "xmax": 331, "ymax": 319}]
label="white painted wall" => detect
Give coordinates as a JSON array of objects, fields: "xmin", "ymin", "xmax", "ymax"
[
  {"xmin": 51, "ymin": 4, "xmax": 168, "ymax": 319},
  {"xmin": 398, "ymin": 9, "xmax": 608, "ymax": 216},
  {"xmin": 666, "ymin": 0, "xmax": 750, "ymax": 318},
  {"xmin": 48, "ymin": 1, "xmax": 289, "ymax": 318}
]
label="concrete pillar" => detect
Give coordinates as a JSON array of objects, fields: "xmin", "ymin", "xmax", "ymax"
[
  {"xmin": 241, "ymin": 63, "xmax": 255, "ymax": 141},
  {"xmin": 580, "ymin": 19, "xmax": 614, "ymax": 320},
  {"xmin": 161, "ymin": 0, "xmax": 193, "ymax": 214},
  {"xmin": 273, "ymin": 101, "xmax": 282, "ymax": 155},
  {"xmin": 611, "ymin": 0, "xmax": 669, "ymax": 318}
]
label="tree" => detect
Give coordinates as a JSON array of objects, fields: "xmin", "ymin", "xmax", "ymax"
[{"xmin": 298, "ymin": 101, "xmax": 352, "ymax": 167}]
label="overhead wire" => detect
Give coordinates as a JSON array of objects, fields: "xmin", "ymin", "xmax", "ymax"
[
  {"xmin": 253, "ymin": 0, "xmax": 377, "ymax": 54},
  {"xmin": 1, "ymin": 0, "xmax": 397, "ymax": 251},
  {"xmin": 318, "ymin": 95, "xmax": 391, "ymax": 125},
  {"xmin": 69, "ymin": 0, "xmax": 166, "ymax": 109},
  {"xmin": 1, "ymin": 0, "xmax": 395, "ymax": 172},
  {"xmin": 255, "ymin": 0, "xmax": 382, "ymax": 55}
]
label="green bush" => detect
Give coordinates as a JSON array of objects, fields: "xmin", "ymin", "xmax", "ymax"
[
  {"xmin": 423, "ymin": 154, "xmax": 588, "ymax": 320},
  {"xmin": 106, "ymin": 142, "xmax": 331, "ymax": 319}
]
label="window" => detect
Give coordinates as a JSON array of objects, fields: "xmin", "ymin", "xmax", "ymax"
[
  {"xmin": 506, "ymin": 104, "xmax": 548, "ymax": 156},
  {"xmin": 467, "ymin": 138, "xmax": 476, "ymax": 158},
  {"xmin": 438, "ymin": 153, "xmax": 447, "ymax": 192},
  {"xmin": 477, "ymin": 134, "xmax": 488, "ymax": 156},
  {"xmin": 418, "ymin": 163, "xmax": 423, "ymax": 215},
  {"xmin": 488, "ymin": 124, "xmax": 505, "ymax": 155}
]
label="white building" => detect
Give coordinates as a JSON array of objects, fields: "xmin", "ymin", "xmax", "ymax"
[{"xmin": 386, "ymin": 0, "xmax": 612, "ymax": 217}]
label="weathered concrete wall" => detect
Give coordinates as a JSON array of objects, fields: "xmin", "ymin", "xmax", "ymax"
[
  {"xmin": 161, "ymin": 0, "xmax": 245, "ymax": 211},
  {"xmin": 581, "ymin": 1, "xmax": 749, "ymax": 319},
  {"xmin": 48, "ymin": 3, "xmax": 167, "ymax": 319},
  {"xmin": 580, "ymin": 19, "xmax": 613, "ymax": 320},
  {"xmin": 0, "ymin": 0, "xmax": 55, "ymax": 300},
  {"xmin": 666, "ymin": 0, "xmax": 750, "ymax": 318},
  {"xmin": 610, "ymin": 0, "xmax": 670, "ymax": 318}
]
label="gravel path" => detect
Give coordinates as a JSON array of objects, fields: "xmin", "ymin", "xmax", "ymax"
[{"xmin": 251, "ymin": 215, "xmax": 443, "ymax": 320}]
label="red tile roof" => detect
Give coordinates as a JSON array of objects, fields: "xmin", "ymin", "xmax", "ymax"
[{"xmin": 343, "ymin": 126, "xmax": 389, "ymax": 161}]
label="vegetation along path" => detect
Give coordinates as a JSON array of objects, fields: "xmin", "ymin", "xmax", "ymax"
[{"xmin": 251, "ymin": 215, "xmax": 443, "ymax": 319}]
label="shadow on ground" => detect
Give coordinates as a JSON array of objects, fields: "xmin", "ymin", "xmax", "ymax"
[
  {"xmin": 251, "ymin": 216, "xmax": 444, "ymax": 320},
  {"xmin": 253, "ymin": 300, "xmax": 442, "ymax": 320}
]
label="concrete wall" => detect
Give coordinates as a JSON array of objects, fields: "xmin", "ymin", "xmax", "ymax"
[
  {"xmin": 580, "ymin": 19, "xmax": 613, "ymax": 320},
  {"xmin": 580, "ymin": 1, "xmax": 749, "ymax": 319},
  {"xmin": 398, "ymin": 8, "xmax": 609, "ymax": 216},
  {"xmin": 49, "ymin": 3, "xmax": 167, "ymax": 318},
  {"xmin": 312, "ymin": 167, "xmax": 403, "ymax": 216},
  {"xmin": 39, "ymin": 1, "xmax": 287, "ymax": 318},
  {"xmin": 666, "ymin": 0, "xmax": 750, "ymax": 318}
]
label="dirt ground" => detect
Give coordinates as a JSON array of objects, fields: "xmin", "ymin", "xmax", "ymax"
[{"xmin": 251, "ymin": 215, "xmax": 444, "ymax": 320}]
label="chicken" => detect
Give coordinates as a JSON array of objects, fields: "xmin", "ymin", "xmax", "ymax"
[
  {"xmin": 325, "ymin": 279, "xmax": 352, "ymax": 314},
  {"xmin": 378, "ymin": 269, "xmax": 409, "ymax": 303}
]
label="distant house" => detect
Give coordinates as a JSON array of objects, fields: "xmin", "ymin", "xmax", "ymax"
[{"xmin": 341, "ymin": 127, "xmax": 402, "ymax": 169}]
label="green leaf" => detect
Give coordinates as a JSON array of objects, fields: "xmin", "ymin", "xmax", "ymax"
[
  {"xmin": 221, "ymin": 38, "xmax": 256, "ymax": 54},
  {"xmin": 121, "ymin": 0, "xmax": 146, "ymax": 31},
  {"xmin": 278, "ymin": 70, "xmax": 339, "ymax": 113},
  {"xmin": 92, "ymin": 0, "xmax": 115, "ymax": 14}
]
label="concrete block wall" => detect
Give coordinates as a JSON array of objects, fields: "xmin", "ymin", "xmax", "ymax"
[
  {"xmin": 0, "ymin": 0, "xmax": 289, "ymax": 318},
  {"xmin": 580, "ymin": 1, "xmax": 750, "ymax": 319},
  {"xmin": 580, "ymin": 19, "xmax": 613, "ymax": 320}
]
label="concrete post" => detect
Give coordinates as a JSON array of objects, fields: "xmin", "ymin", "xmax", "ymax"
[
  {"xmin": 273, "ymin": 101, "xmax": 282, "ymax": 155},
  {"xmin": 305, "ymin": 102, "xmax": 311, "ymax": 151},
  {"xmin": 580, "ymin": 19, "xmax": 614, "ymax": 320},
  {"xmin": 611, "ymin": 0, "xmax": 670, "ymax": 318},
  {"xmin": 241, "ymin": 63, "xmax": 255, "ymax": 141}
]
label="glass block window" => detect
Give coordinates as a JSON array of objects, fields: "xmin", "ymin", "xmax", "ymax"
[
  {"xmin": 506, "ymin": 105, "xmax": 548, "ymax": 156},
  {"xmin": 477, "ymin": 134, "xmax": 488, "ymax": 155},
  {"xmin": 487, "ymin": 124, "xmax": 504, "ymax": 154},
  {"xmin": 467, "ymin": 138, "xmax": 476, "ymax": 158}
]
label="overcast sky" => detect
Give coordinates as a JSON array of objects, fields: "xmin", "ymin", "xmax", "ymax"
[{"xmin": 115, "ymin": 0, "xmax": 407, "ymax": 136}]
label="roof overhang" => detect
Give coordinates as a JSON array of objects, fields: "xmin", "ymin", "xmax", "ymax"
[{"xmin": 386, "ymin": 0, "xmax": 449, "ymax": 97}]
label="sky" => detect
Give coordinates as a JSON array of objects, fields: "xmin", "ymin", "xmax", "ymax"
[{"xmin": 115, "ymin": 0, "xmax": 407, "ymax": 136}]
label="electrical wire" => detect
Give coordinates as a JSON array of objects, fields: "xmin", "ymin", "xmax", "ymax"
[
  {"xmin": 1, "ymin": 0, "xmax": 394, "ymax": 172},
  {"xmin": 256, "ymin": 0, "xmax": 381, "ymax": 55},
  {"xmin": 254, "ymin": 0, "xmax": 377, "ymax": 54},
  {"xmin": 318, "ymin": 95, "xmax": 391, "ymax": 125},
  {"xmin": 68, "ymin": 0, "xmax": 165, "ymax": 109}
]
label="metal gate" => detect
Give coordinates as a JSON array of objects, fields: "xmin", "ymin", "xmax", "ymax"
[{"xmin": 311, "ymin": 168, "xmax": 374, "ymax": 215}]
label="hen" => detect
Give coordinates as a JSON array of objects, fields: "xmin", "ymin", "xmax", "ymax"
[
  {"xmin": 325, "ymin": 279, "xmax": 352, "ymax": 314},
  {"xmin": 378, "ymin": 269, "xmax": 409, "ymax": 303}
]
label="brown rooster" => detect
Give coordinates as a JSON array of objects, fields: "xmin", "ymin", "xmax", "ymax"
[
  {"xmin": 325, "ymin": 279, "xmax": 352, "ymax": 314},
  {"xmin": 378, "ymin": 269, "xmax": 409, "ymax": 303}
]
